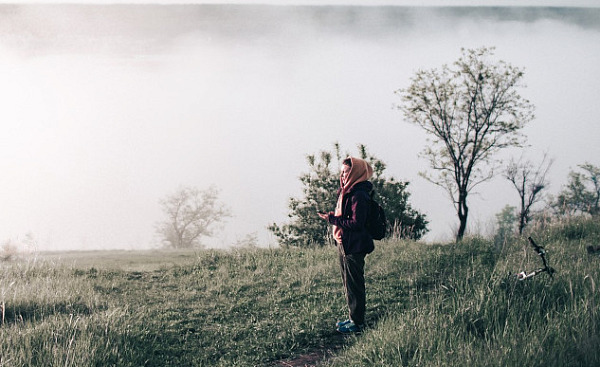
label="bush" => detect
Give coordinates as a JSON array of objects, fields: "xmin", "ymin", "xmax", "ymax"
[{"xmin": 270, "ymin": 143, "xmax": 428, "ymax": 247}]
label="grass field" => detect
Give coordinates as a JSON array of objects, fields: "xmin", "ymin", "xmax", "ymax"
[{"xmin": 1, "ymin": 217, "xmax": 599, "ymax": 366}]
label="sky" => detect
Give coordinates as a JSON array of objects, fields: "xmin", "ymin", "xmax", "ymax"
[
  {"xmin": 4, "ymin": 1, "xmax": 600, "ymax": 6},
  {"xmin": 1, "ymin": 3, "xmax": 599, "ymax": 251}
]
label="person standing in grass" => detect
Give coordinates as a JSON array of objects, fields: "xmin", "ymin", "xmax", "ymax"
[{"xmin": 318, "ymin": 157, "xmax": 374, "ymax": 334}]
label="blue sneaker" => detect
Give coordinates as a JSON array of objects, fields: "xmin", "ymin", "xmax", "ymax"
[
  {"xmin": 337, "ymin": 320, "xmax": 362, "ymax": 334},
  {"xmin": 336, "ymin": 319, "xmax": 352, "ymax": 328}
]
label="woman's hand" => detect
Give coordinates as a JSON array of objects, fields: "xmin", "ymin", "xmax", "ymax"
[{"xmin": 317, "ymin": 212, "xmax": 330, "ymax": 220}]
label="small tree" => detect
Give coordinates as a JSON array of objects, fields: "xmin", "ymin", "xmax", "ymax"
[
  {"xmin": 1, "ymin": 239, "xmax": 19, "ymax": 261},
  {"xmin": 268, "ymin": 145, "xmax": 343, "ymax": 247},
  {"xmin": 269, "ymin": 143, "xmax": 428, "ymax": 247},
  {"xmin": 156, "ymin": 185, "xmax": 231, "ymax": 249},
  {"xmin": 494, "ymin": 205, "xmax": 516, "ymax": 249},
  {"xmin": 397, "ymin": 46, "xmax": 535, "ymax": 241},
  {"xmin": 553, "ymin": 163, "xmax": 600, "ymax": 217},
  {"xmin": 505, "ymin": 154, "xmax": 553, "ymax": 234}
]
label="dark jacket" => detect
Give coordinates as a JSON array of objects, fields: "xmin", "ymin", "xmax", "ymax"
[{"xmin": 328, "ymin": 181, "xmax": 374, "ymax": 255}]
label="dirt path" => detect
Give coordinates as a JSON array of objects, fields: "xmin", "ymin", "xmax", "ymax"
[
  {"xmin": 271, "ymin": 335, "xmax": 347, "ymax": 367},
  {"xmin": 273, "ymin": 349, "xmax": 337, "ymax": 367}
]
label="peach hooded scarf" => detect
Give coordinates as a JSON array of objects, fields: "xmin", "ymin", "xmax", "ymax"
[{"xmin": 333, "ymin": 157, "xmax": 374, "ymax": 244}]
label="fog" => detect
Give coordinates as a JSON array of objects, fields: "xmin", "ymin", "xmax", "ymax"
[{"xmin": 1, "ymin": 5, "xmax": 599, "ymax": 251}]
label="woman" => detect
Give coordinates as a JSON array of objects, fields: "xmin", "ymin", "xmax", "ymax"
[{"xmin": 318, "ymin": 157, "xmax": 374, "ymax": 333}]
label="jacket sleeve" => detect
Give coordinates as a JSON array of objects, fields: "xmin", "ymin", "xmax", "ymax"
[{"xmin": 328, "ymin": 192, "xmax": 369, "ymax": 231}]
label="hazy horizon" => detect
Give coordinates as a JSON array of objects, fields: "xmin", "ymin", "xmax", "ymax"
[{"xmin": 1, "ymin": 4, "xmax": 599, "ymax": 251}]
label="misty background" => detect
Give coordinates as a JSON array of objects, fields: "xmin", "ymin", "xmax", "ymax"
[{"xmin": 1, "ymin": 4, "xmax": 599, "ymax": 251}]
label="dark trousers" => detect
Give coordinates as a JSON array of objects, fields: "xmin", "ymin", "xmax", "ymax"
[{"xmin": 338, "ymin": 248, "xmax": 366, "ymax": 326}]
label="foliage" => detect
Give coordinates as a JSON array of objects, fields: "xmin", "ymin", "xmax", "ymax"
[
  {"xmin": 397, "ymin": 46, "xmax": 535, "ymax": 241},
  {"xmin": 156, "ymin": 185, "xmax": 231, "ymax": 249},
  {"xmin": 553, "ymin": 162, "xmax": 600, "ymax": 217},
  {"xmin": 1, "ymin": 240, "xmax": 20, "ymax": 261},
  {"xmin": 543, "ymin": 215, "xmax": 600, "ymax": 242},
  {"xmin": 269, "ymin": 143, "xmax": 428, "ymax": 247},
  {"xmin": 505, "ymin": 153, "xmax": 553, "ymax": 234},
  {"xmin": 0, "ymin": 248, "xmax": 347, "ymax": 367},
  {"xmin": 0, "ymin": 234, "xmax": 38, "ymax": 262},
  {"xmin": 493, "ymin": 204, "xmax": 516, "ymax": 249},
  {"xmin": 327, "ymin": 220, "xmax": 600, "ymax": 367},
  {"xmin": 268, "ymin": 146, "xmax": 341, "ymax": 247},
  {"xmin": 2, "ymin": 218, "xmax": 599, "ymax": 366}
]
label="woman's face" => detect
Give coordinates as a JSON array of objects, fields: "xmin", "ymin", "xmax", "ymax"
[{"xmin": 341, "ymin": 164, "xmax": 351, "ymax": 185}]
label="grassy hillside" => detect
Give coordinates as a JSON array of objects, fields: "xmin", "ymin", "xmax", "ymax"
[{"xmin": 1, "ymin": 217, "xmax": 599, "ymax": 366}]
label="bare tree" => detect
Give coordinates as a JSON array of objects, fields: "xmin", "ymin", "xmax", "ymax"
[
  {"xmin": 157, "ymin": 186, "xmax": 231, "ymax": 249},
  {"xmin": 505, "ymin": 154, "xmax": 553, "ymax": 235},
  {"xmin": 397, "ymin": 47, "xmax": 535, "ymax": 241}
]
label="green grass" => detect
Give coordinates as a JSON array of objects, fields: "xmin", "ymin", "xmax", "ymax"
[{"xmin": 1, "ymin": 217, "xmax": 599, "ymax": 366}]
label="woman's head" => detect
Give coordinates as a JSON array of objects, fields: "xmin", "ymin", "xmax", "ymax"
[{"xmin": 340, "ymin": 157, "xmax": 373, "ymax": 191}]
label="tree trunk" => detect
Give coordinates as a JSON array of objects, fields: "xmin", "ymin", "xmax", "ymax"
[
  {"xmin": 518, "ymin": 194, "xmax": 526, "ymax": 235},
  {"xmin": 456, "ymin": 191, "xmax": 468, "ymax": 242}
]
